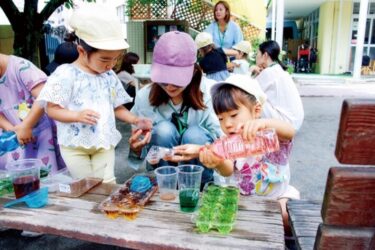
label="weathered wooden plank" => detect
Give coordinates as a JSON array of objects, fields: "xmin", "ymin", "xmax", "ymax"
[
  {"xmin": 0, "ymin": 209, "xmax": 284, "ymax": 250},
  {"xmin": 287, "ymin": 200, "xmax": 322, "ymax": 250},
  {"xmin": 322, "ymin": 167, "xmax": 375, "ymax": 227},
  {"xmin": 0, "ymin": 188, "xmax": 285, "ymax": 250},
  {"xmin": 335, "ymin": 99, "xmax": 375, "ymax": 165},
  {"xmin": 314, "ymin": 224, "xmax": 375, "ymax": 250},
  {"xmin": 298, "ymin": 237, "xmax": 317, "ymax": 250}
]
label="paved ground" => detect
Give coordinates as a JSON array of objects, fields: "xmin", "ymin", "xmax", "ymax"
[{"xmin": 1, "ymin": 78, "xmax": 375, "ymax": 249}]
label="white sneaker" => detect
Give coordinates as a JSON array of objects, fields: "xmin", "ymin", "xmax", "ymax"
[{"xmin": 21, "ymin": 230, "xmax": 43, "ymax": 237}]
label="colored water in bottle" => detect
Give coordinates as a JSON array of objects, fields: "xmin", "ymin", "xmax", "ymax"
[
  {"xmin": 211, "ymin": 128, "xmax": 280, "ymax": 159},
  {"xmin": 0, "ymin": 131, "xmax": 19, "ymax": 156}
]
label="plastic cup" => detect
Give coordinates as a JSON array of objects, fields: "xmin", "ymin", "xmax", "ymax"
[
  {"xmin": 177, "ymin": 165, "xmax": 203, "ymax": 213},
  {"xmin": 5, "ymin": 159, "xmax": 42, "ymax": 198},
  {"xmin": 154, "ymin": 166, "xmax": 178, "ymax": 201}
]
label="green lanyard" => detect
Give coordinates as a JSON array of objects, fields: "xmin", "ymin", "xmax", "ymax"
[{"xmin": 217, "ymin": 23, "xmax": 226, "ymax": 47}]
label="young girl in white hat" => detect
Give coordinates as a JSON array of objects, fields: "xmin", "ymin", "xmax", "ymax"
[
  {"xmin": 38, "ymin": 5, "xmax": 144, "ymax": 183},
  {"xmin": 231, "ymin": 40, "xmax": 252, "ymax": 75}
]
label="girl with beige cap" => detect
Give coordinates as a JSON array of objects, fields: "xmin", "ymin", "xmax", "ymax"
[
  {"xmin": 195, "ymin": 32, "xmax": 229, "ymax": 81},
  {"xmin": 38, "ymin": 5, "xmax": 146, "ymax": 183},
  {"xmin": 231, "ymin": 40, "xmax": 252, "ymax": 75}
]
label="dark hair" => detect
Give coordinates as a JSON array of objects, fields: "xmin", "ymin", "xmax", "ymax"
[
  {"xmin": 214, "ymin": 1, "xmax": 231, "ymax": 23},
  {"xmin": 149, "ymin": 64, "xmax": 206, "ymax": 110},
  {"xmin": 258, "ymin": 40, "xmax": 287, "ymax": 71},
  {"xmin": 212, "ymin": 85, "xmax": 257, "ymax": 114},
  {"xmin": 199, "ymin": 44, "xmax": 215, "ymax": 56},
  {"xmin": 65, "ymin": 32, "xmax": 98, "ymax": 55},
  {"xmin": 54, "ymin": 42, "xmax": 78, "ymax": 64},
  {"xmin": 117, "ymin": 52, "xmax": 139, "ymax": 74}
]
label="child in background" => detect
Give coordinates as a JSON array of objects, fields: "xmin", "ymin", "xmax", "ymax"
[
  {"xmin": 44, "ymin": 41, "xmax": 79, "ymax": 76},
  {"xmin": 116, "ymin": 52, "xmax": 140, "ymax": 110},
  {"xmin": 231, "ymin": 40, "xmax": 251, "ymax": 75},
  {"xmin": 38, "ymin": 5, "xmax": 143, "ymax": 183},
  {"xmin": 195, "ymin": 32, "xmax": 229, "ymax": 81},
  {"xmin": 0, "ymin": 53, "xmax": 66, "ymax": 173},
  {"xmin": 199, "ymin": 74, "xmax": 299, "ymax": 233}
]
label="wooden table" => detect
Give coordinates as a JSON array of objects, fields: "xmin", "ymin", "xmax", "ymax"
[{"xmin": 0, "ymin": 184, "xmax": 285, "ymax": 249}]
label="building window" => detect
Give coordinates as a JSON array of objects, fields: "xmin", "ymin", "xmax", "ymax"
[{"xmin": 350, "ymin": 1, "xmax": 375, "ymax": 71}]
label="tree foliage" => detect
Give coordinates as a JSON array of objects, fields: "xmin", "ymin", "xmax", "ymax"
[{"xmin": 0, "ymin": 0, "xmax": 94, "ymax": 64}]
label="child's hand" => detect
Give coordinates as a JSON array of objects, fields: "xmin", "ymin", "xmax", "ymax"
[
  {"xmin": 13, "ymin": 123, "xmax": 34, "ymax": 145},
  {"xmin": 199, "ymin": 145, "xmax": 224, "ymax": 169},
  {"xmin": 134, "ymin": 117, "xmax": 153, "ymax": 132},
  {"xmin": 172, "ymin": 144, "xmax": 203, "ymax": 162},
  {"xmin": 236, "ymin": 119, "xmax": 267, "ymax": 141},
  {"xmin": 129, "ymin": 128, "xmax": 151, "ymax": 156},
  {"xmin": 76, "ymin": 109, "xmax": 100, "ymax": 125}
]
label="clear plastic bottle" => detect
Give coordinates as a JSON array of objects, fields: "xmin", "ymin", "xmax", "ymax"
[
  {"xmin": 0, "ymin": 131, "xmax": 19, "ymax": 156},
  {"xmin": 211, "ymin": 128, "xmax": 280, "ymax": 160}
]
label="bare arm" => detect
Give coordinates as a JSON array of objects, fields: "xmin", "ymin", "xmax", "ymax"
[
  {"xmin": 46, "ymin": 103, "xmax": 99, "ymax": 125},
  {"xmin": 13, "ymin": 83, "xmax": 45, "ymax": 144},
  {"xmin": 114, "ymin": 105, "xmax": 138, "ymax": 124},
  {"xmin": 223, "ymin": 48, "xmax": 239, "ymax": 57}
]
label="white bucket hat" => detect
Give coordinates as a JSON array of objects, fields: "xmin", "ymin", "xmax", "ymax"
[
  {"xmin": 233, "ymin": 41, "xmax": 252, "ymax": 55},
  {"xmin": 69, "ymin": 4, "xmax": 129, "ymax": 50},
  {"xmin": 210, "ymin": 74, "xmax": 267, "ymax": 105},
  {"xmin": 195, "ymin": 32, "xmax": 214, "ymax": 49}
]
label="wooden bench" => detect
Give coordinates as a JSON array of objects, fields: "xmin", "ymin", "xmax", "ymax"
[{"xmin": 287, "ymin": 98, "xmax": 375, "ymax": 250}]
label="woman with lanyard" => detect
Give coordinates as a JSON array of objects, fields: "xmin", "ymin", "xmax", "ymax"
[
  {"xmin": 127, "ymin": 31, "xmax": 222, "ymax": 187},
  {"xmin": 204, "ymin": 0, "xmax": 243, "ymax": 57}
]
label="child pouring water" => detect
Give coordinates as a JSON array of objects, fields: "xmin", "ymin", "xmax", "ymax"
[
  {"xmin": 38, "ymin": 5, "xmax": 146, "ymax": 183},
  {"xmin": 175, "ymin": 74, "xmax": 299, "ymax": 232}
]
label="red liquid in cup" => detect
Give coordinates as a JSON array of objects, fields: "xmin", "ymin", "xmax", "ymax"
[{"xmin": 13, "ymin": 175, "xmax": 40, "ymax": 198}]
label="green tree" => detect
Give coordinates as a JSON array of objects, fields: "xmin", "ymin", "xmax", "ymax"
[{"xmin": 0, "ymin": 0, "xmax": 94, "ymax": 64}]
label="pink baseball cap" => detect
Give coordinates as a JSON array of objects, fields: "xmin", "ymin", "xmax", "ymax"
[{"xmin": 151, "ymin": 31, "xmax": 197, "ymax": 87}]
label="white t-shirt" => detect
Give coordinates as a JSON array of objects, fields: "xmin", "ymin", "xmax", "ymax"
[
  {"xmin": 256, "ymin": 64, "xmax": 304, "ymax": 131},
  {"xmin": 232, "ymin": 59, "xmax": 250, "ymax": 75},
  {"xmin": 38, "ymin": 64, "xmax": 132, "ymax": 149}
]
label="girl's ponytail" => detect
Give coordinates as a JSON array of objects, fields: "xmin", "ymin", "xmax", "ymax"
[{"xmin": 259, "ymin": 40, "xmax": 287, "ymax": 71}]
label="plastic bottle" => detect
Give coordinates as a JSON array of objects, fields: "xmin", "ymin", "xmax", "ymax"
[
  {"xmin": 211, "ymin": 128, "xmax": 280, "ymax": 160},
  {"xmin": 0, "ymin": 131, "xmax": 19, "ymax": 156},
  {"xmin": 0, "ymin": 128, "xmax": 41, "ymax": 156}
]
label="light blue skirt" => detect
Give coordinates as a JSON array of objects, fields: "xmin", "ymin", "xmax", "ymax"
[{"xmin": 206, "ymin": 70, "xmax": 230, "ymax": 82}]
